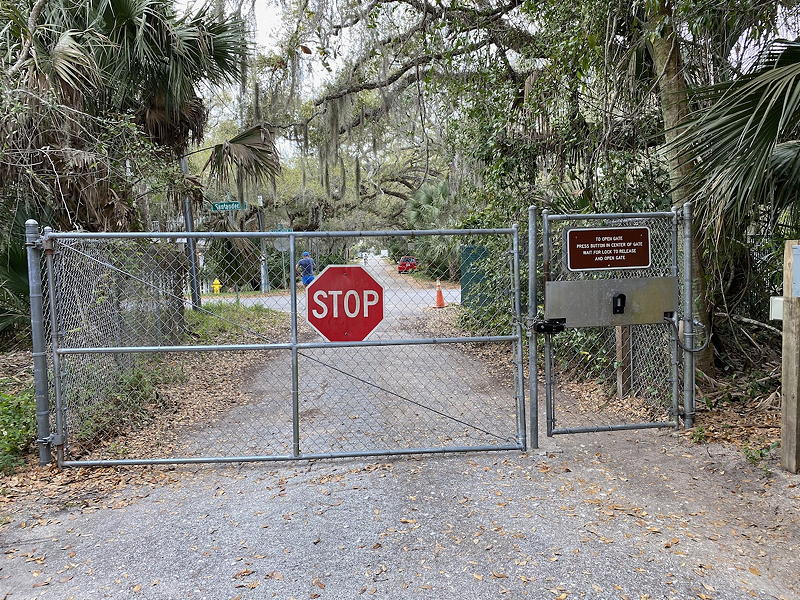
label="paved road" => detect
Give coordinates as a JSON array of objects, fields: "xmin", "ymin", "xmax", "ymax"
[
  {"xmin": 3, "ymin": 434, "xmax": 798, "ymax": 599},
  {"xmin": 206, "ymin": 257, "xmax": 462, "ymax": 321},
  {"xmin": 2, "ymin": 261, "xmax": 798, "ymax": 599}
]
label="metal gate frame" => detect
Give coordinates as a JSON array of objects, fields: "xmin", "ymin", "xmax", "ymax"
[
  {"xmin": 527, "ymin": 204, "xmax": 695, "ymax": 444},
  {"xmin": 27, "ymin": 223, "xmax": 527, "ymax": 467}
]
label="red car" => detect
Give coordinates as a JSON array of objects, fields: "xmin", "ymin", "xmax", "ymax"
[{"xmin": 397, "ymin": 256, "xmax": 418, "ymax": 273}]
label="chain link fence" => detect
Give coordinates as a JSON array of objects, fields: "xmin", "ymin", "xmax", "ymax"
[
  {"xmin": 32, "ymin": 227, "xmax": 525, "ymax": 465},
  {"xmin": 539, "ymin": 212, "xmax": 682, "ymax": 434}
]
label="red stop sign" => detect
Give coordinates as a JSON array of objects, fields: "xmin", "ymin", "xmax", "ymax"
[{"xmin": 306, "ymin": 266, "xmax": 384, "ymax": 342}]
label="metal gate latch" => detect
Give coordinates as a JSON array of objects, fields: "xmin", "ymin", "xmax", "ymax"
[{"xmin": 533, "ymin": 320, "xmax": 565, "ymax": 334}]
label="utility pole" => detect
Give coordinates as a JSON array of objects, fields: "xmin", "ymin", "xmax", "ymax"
[
  {"xmin": 180, "ymin": 156, "xmax": 202, "ymax": 310},
  {"xmin": 257, "ymin": 202, "xmax": 269, "ymax": 292}
]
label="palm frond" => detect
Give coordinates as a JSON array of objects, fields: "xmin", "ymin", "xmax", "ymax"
[
  {"xmin": 203, "ymin": 124, "xmax": 281, "ymax": 188},
  {"xmin": 49, "ymin": 29, "xmax": 98, "ymax": 91},
  {"xmin": 672, "ymin": 39, "xmax": 800, "ymax": 238}
]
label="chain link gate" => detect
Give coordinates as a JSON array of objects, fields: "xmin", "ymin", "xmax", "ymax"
[
  {"xmin": 528, "ymin": 205, "xmax": 695, "ymax": 442},
  {"xmin": 26, "ymin": 223, "xmax": 526, "ymax": 467}
]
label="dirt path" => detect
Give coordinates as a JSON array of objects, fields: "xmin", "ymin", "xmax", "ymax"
[
  {"xmin": 167, "ymin": 256, "xmax": 512, "ymax": 459},
  {"xmin": 1, "ymin": 260, "xmax": 798, "ymax": 599}
]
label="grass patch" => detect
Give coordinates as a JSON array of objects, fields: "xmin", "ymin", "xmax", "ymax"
[
  {"xmin": 409, "ymin": 270, "xmax": 459, "ymax": 285},
  {"xmin": 409, "ymin": 270, "xmax": 432, "ymax": 283},
  {"xmin": 743, "ymin": 441, "xmax": 779, "ymax": 466},
  {"xmin": 186, "ymin": 302, "xmax": 287, "ymax": 344},
  {"xmin": 199, "ymin": 289, "xmax": 290, "ymax": 300},
  {"xmin": 689, "ymin": 426, "xmax": 708, "ymax": 444}
]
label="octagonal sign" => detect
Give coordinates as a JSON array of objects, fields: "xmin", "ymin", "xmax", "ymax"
[{"xmin": 306, "ymin": 266, "xmax": 384, "ymax": 342}]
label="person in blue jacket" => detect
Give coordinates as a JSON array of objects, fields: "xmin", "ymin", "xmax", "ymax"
[{"xmin": 296, "ymin": 251, "xmax": 316, "ymax": 286}]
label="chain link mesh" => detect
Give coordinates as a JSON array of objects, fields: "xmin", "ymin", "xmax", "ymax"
[
  {"xmin": 543, "ymin": 214, "xmax": 680, "ymax": 432},
  {"xmin": 43, "ymin": 231, "xmax": 522, "ymax": 463}
]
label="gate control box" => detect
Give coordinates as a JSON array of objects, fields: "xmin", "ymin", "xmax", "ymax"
[{"xmin": 544, "ymin": 277, "xmax": 678, "ymax": 328}]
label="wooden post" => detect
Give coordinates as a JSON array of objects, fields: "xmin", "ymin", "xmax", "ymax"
[
  {"xmin": 782, "ymin": 240, "xmax": 800, "ymax": 473},
  {"xmin": 616, "ymin": 326, "xmax": 632, "ymax": 400}
]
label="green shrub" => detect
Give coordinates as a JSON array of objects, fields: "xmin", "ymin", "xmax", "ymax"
[
  {"xmin": 0, "ymin": 386, "xmax": 35, "ymax": 473},
  {"xmin": 0, "ymin": 241, "xmax": 31, "ymax": 351}
]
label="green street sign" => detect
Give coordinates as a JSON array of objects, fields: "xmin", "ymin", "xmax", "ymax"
[{"xmin": 211, "ymin": 201, "xmax": 245, "ymax": 211}]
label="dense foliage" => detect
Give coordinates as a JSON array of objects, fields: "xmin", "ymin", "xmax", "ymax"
[{"xmin": 241, "ymin": 0, "xmax": 798, "ymax": 374}]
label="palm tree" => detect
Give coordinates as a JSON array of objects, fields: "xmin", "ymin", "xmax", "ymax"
[
  {"xmin": 406, "ymin": 181, "xmax": 465, "ymax": 280},
  {"xmin": 660, "ymin": 38, "xmax": 800, "ymax": 374},
  {"xmin": 1, "ymin": 0, "xmax": 280, "ymax": 231},
  {"xmin": 672, "ymin": 40, "xmax": 800, "ymax": 248},
  {"xmin": 7, "ymin": 0, "xmax": 246, "ymax": 152}
]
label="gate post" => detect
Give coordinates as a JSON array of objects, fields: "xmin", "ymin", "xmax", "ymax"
[
  {"xmin": 289, "ymin": 233, "xmax": 300, "ymax": 457},
  {"xmin": 511, "ymin": 225, "xmax": 526, "ymax": 450},
  {"xmin": 527, "ymin": 206, "xmax": 539, "ymax": 449},
  {"xmin": 780, "ymin": 241, "xmax": 800, "ymax": 472},
  {"xmin": 682, "ymin": 202, "xmax": 695, "ymax": 428},
  {"xmin": 43, "ymin": 227, "xmax": 65, "ymax": 466},
  {"xmin": 25, "ymin": 220, "xmax": 51, "ymax": 465}
]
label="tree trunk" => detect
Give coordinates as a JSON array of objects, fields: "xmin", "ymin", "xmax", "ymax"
[{"xmin": 647, "ymin": 0, "xmax": 715, "ymax": 373}]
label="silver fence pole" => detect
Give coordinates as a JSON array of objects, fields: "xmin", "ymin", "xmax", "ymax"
[
  {"xmin": 541, "ymin": 211, "xmax": 554, "ymax": 436},
  {"xmin": 47, "ymin": 227, "xmax": 518, "ymax": 241},
  {"xmin": 180, "ymin": 157, "xmax": 202, "ymax": 310},
  {"xmin": 682, "ymin": 202, "xmax": 695, "ymax": 428},
  {"xmin": 670, "ymin": 208, "xmax": 681, "ymax": 429},
  {"xmin": 25, "ymin": 220, "xmax": 51, "ymax": 465},
  {"xmin": 289, "ymin": 233, "xmax": 300, "ymax": 456},
  {"xmin": 257, "ymin": 210, "xmax": 270, "ymax": 292},
  {"xmin": 527, "ymin": 206, "xmax": 539, "ymax": 449},
  {"xmin": 43, "ymin": 227, "xmax": 65, "ymax": 465},
  {"xmin": 511, "ymin": 225, "xmax": 526, "ymax": 450}
]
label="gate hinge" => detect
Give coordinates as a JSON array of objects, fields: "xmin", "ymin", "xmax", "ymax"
[{"xmin": 37, "ymin": 434, "xmax": 64, "ymax": 446}]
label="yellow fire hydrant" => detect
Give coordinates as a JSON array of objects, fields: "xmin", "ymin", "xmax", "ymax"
[{"xmin": 212, "ymin": 278, "xmax": 222, "ymax": 294}]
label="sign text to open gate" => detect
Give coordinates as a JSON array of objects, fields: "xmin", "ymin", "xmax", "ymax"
[
  {"xmin": 566, "ymin": 227, "xmax": 651, "ymax": 271},
  {"xmin": 306, "ymin": 265, "xmax": 384, "ymax": 342}
]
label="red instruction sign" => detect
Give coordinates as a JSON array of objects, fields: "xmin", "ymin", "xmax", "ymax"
[{"xmin": 566, "ymin": 227, "xmax": 651, "ymax": 271}]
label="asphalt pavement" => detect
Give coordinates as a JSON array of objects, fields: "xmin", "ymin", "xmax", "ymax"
[{"xmin": 2, "ymin": 259, "xmax": 798, "ymax": 599}]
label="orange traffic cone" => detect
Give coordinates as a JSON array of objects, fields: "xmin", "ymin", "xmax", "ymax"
[{"xmin": 434, "ymin": 279, "xmax": 446, "ymax": 308}]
